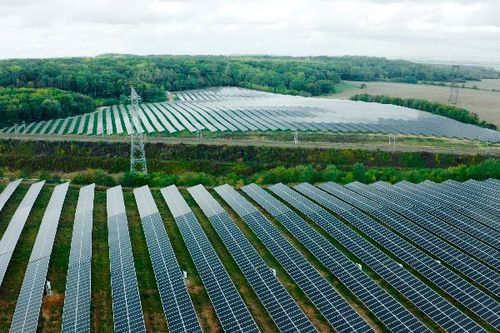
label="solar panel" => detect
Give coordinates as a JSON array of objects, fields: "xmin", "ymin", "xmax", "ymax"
[
  {"xmin": 76, "ymin": 115, "xmax": 87, "ymax": 135},
  {"xmin": 410, "ymin": 182, "xmax": 500, "ymax": 249},
  {"xmin": 0, "ymin": 181, "xmax": 45, "ymax": 286},
  {"xmin": 0, "ymin": 179, "xmax": 22, "ymax": 212},
  {"xmin": 388, "ymin": 182, "xmax": 500, "ymax": 268},
  {"xmin": 160, "ymin": 185, "xmax": 259, "ymax": 333},
  {"xmin": 10, "ymin": 182, "xmax": 69, "ymax": 333},
  {"xmin": 66, "ymin": 116, "xmax": 78, "ymax": 134},
  {"xmin": 133, "ymin": 186, "xmax": 202, "ymax": 333},
  {"xmin": 119, "ymin": 105, "xmax": 134, "ymax": 134},
  {"xmin": 217, "ymin": 184, "xmax": 376, "ymax": 333},
  {"xmin": 187, "ymin": 103, "xmax": 229, "ymax": 131},
  {"xmin": 156, "ymin": 104, "xmax": 185, "ymax": 131},
  {"xmin": 61, "ymin": 184, "xmax": 95, "ymax": 333},
  {"xmin": 96, "ymin": 109, "xmax": 104, "ymax": 135},
  {"xmin": 111, "ymin": 106, "xmax": 124, "ymax": 134},
  {"xmin": 126, "ymin": 105, "xmax": 144, "ymax": 133},
  {"xmin": 188, "ymin": 184, "xmax": 317, "ymax": 333},
  {"xmin": 86, "ymin": 112, "xmax": 95, "ymax": 135},
  {"xmin": 56, "ymin": 117, "xmax": 70, "ymax": 135},
  {"xmin": 437, "ymin": 181, "xmax": 500, "ymax": 230},
  {"xmin": 9, "ymin": 87, "xmax": 500, "ymax": 141},
  {"xmin": 356, "ymin": 182, "xmax": 500, "ymax": 296},
  {"xmin": 175, "ymin": 103, "xmax": 218, "ymax": 132},
  {"xmin": 105, "ymin": 107, "xmax": 114, "ymax": 135},
  {"xmin": 302, "ymin": 182, "xmax": 500, "ymax": 330},
  {"xmin": 47, "ymin": 118, "xmax": 62, "ymax": 135},
  {"xmin": 106, "ymin": 186, "xmax": 146, "ymax": 333},
  {"xmin": 29, "ymin": 121, "xmax": 44, "ymax": 134},
  {"xmin": 269, "ymin": 183, "xmax": 484, "ymax": 333}
]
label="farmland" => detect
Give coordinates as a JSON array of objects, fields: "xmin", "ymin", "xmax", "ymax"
[{"xmin": 329, "ymin": 80, "xmax": 500, "ymax": 125}]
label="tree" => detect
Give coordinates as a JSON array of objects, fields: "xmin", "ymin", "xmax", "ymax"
[{"xmin": 353, "ymin": 163, "xmax": 366, "ymax": 182}]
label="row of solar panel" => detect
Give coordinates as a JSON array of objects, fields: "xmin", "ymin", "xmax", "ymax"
[
  {"xmin": 1, "ymin": 87, "xmax": 499, "ymax": 142},
  {"xmin": 0, "ymin": 179, "xmax": 498, "ymax": 332}
]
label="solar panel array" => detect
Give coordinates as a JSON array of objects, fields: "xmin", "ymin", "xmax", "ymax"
[
  {"xmin": 296, "ymin": 182, "xmax": 499, "ymax": 330},
  {"xmin": 188, "ymin": 184, "xmax": 317, "ymax": 333},
  {"xmin": 61, "ymin": 184, "xmax": 95, "ymax": 333},
  {"xmin": 10, "ymin": 182, "xmax": 69, "ymax": 333},
  {"xmin": 374, "ymin": 181, "xmax": 499, "ymax": 269},
  {"xmin": 216, "ymin": 184, "xmax": 376, "ymax": 333},
  {"xmin": 1, "ymin": 178, "xmax": 498, "ymax": 332},
  {"xmin": 106, "ymin": 186, "xmax": 146, "ymax": 333},
  {"xmin": 160, "ymin": 185, "xmax": 260, "ymax": 333},
  {"xmin": 0, "ymin": 181, "xmax": 45, "ymax": 286},
  {"xmin": 4, "ymin": 87, "xmax": 499, "ymax": 142},
  {"xmin": 241, "ymin": 183, "xmax": 425, "ymax": 333},
  {"xmin": 270, "ymin": 183, "xmax": 489, "ymax": 333},
  {"xmin": 343, "ymin": 181, "xmax": 500, "ymax": 296},
  {"xmin": 133, "ymin": 185, "xmax": 203, "ymax": 333}
]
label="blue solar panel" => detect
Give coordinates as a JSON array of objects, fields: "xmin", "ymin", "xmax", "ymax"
[
  {"xmin": 354, "ymin": 182, "xmax": 500, "ymax": 297},
  {"xmin": 106, "ymin": 186, "xmax": 146, "ymax": 333},
  {"xmin": 61, "ymin": 184, "xmax": 95, "ymax": 333},
  {"xmin": 0, "ymin": 181, "xmax": 45, "ymax": 286},
  {"xmin": 160, "ymin": 185, "xmax": 259, "ymax": 333},
  {"xmin": 386, "ymin": 182, "xmax": 499, "ymax": 269},
  {"xmin": 302, "ymin": 182, "xmax": 499, "ymax": 330},
  {"xmin": 133, "ymin": 185, "xmax": 202, "ymax": 333},
  {"xmin": 408, "ymin": 181, "xmax": 500, "ymax": 249},
  {"xmin": 10, "ymin": 182, "xmax": 69, "ymax": 333},
  {"xmin": 188, "ymin": 184, "xmax": 317, "ymax": 333},
  {"xmin": 0, "ymin": 179, "xmax": 22, "ymax": 212},
  {"xmin": 217, "ymin": 184, "xmax": 376, "ymax": 333},
  {"xmin": 270, "ymin": 183, "xmax": 485, "ymax": 333}
]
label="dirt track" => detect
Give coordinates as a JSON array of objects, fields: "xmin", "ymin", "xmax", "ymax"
[{"xmin": 1, "ymin": 133, "xmax": 498, "ymax": 157}]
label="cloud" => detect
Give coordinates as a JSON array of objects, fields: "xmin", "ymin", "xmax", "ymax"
[{"xmin": 0, "ymin": 0, "xmax": 498, "ymax": 60}]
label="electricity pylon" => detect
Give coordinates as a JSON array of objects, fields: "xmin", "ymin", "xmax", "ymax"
[
  {"xmin": 129, "ymin": 86, "xmax": 147, "ymax": 174},
  {"xmin": 448, "ymin": 65, "xmax": 460, "ymax": 105}
]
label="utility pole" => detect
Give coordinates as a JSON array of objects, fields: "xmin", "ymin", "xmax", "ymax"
[
  {"xmin": 448, "ymin": 65, "xmax": 460, "ymax": 105},
  {"xmin": 129, "ymin": 87, "xmax": 147, "ymax": 174}
]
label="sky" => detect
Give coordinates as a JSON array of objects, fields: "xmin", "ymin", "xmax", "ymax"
[{"xmin": 1, "ymin": 0, "xmax": 499, "ymax": 62}]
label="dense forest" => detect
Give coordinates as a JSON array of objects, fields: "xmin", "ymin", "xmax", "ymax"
[
  {"xmin": 350, "ymin": 94, "xmax": 498, "ymax": 130},
  {"xmin": 0, "ymin": 88, "xmax": 95, "ymax": 127},
  {"xmin": 0, "ymin": 55, "xmax": 498, "ymax": 127},
  {"xmin": 1, "ymin": 55, "xmax": 498, "ymax": 101}
]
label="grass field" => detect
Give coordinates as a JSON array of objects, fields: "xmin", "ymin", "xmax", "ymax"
[
  {"xmin": 328, "ymin": 80, "xmax": 500, "ymax": 125},
  {"xmin": 0, "ymin": 180, "xmax": 498, "ymax": 332}
]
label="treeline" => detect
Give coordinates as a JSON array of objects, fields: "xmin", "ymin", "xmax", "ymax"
[
  {"xmin": 13, "ymin": 158, "xmax": 500, "ymax": 188},
  {"xmin": 1, "ymin": 139, "xmax": 496, "ymax": 186},
  {"xmin": 0, "ymin": 88, "xmax": 95, "ymax": 127},
  {"xmin": 0, "ymin": 139, "xmax": 491, "ymax": 179},
  {"xmin": 350, "ymin": 94, "xmax": 498, "ymax": 130},
  {"xmin": 0, "ymin": 55, "xmax": 498, "ymax": 104}
]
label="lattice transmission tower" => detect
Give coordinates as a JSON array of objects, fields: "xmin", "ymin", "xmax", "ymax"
[
  {"xmin": 448, "ymin": 65, "xmax": 460, "ymax": 105},
  {"xmin": 129, "ymin": 86, "xmax": 147, "ymax": 174}
]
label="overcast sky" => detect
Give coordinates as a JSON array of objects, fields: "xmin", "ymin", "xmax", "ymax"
[{"xmin": 1, "ymin": 0, "xmax": 499, "ymax": 61}]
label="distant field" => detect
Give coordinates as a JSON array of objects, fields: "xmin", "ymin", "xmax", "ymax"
[{"xmin": 329, "ymin": 80, "xmax": 500, "ymax": 125}]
